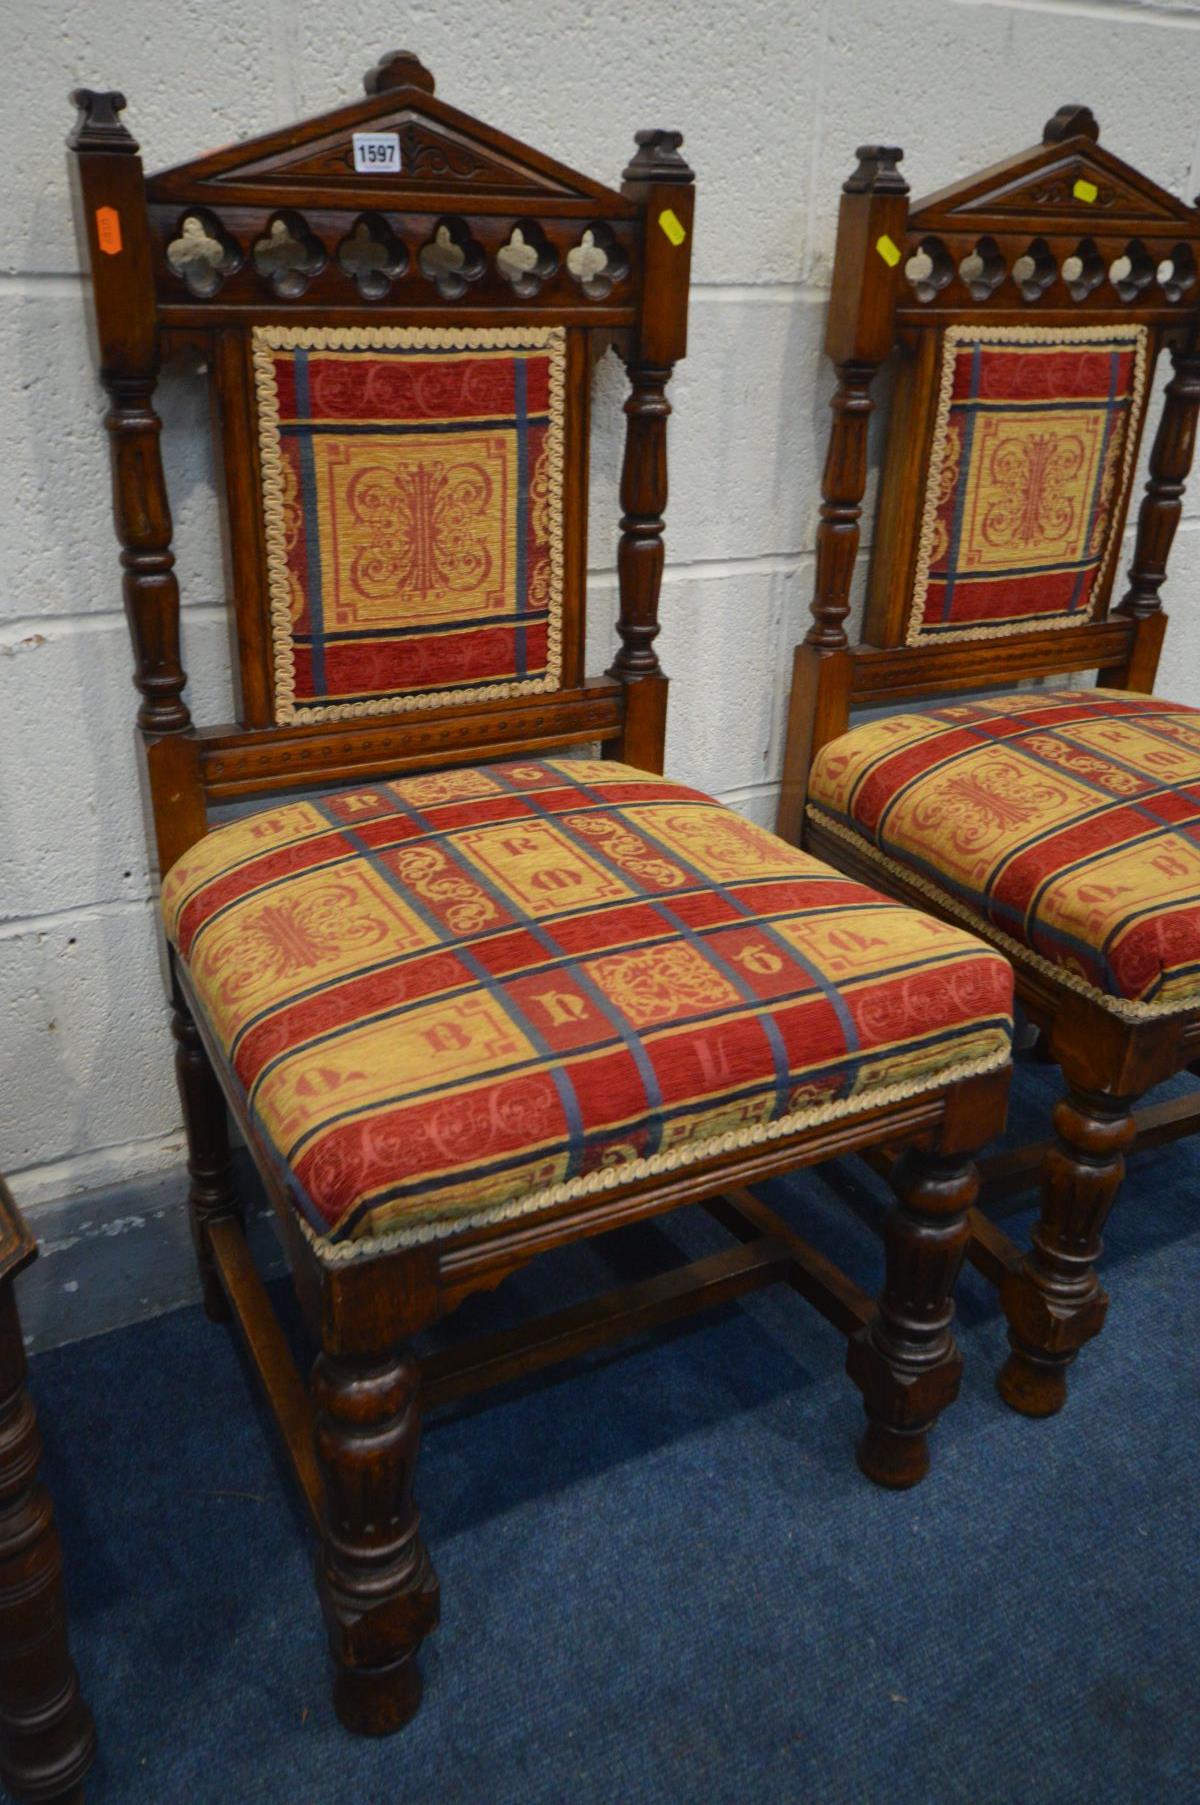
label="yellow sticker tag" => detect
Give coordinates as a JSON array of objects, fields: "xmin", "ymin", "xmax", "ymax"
[
  {"xmin": 658, "ymin": 207, "xmax": 686, "ymax": 247},
  {"xmin": 876, "ymin": 233, "xmax": 901, "ymax": 268},
  {"xmin": 1073, "ymin": 177, "xmax": 1098, "ymax": 204}
]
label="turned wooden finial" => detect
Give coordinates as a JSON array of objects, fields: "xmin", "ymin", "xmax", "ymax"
[
  {"xmin": 67, "ymin": 88, "xmax": 138, "ymax": 153},
  {"xmin": 843, "ymin": 145, "xmax": 907, "ymax": 195},
  {"xmin": 622, "ymin": 129, "xmax": 693, "ymax": 185},
  {"xmin": 362, "ymin": 50, "xmax": 435, "ymax": 96},
  {"xmin": 1043, "ymin": 103, "xmax": 1099, "ymax": 144}
]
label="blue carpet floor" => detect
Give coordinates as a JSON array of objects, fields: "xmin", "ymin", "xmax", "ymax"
[{"xmin": 28, "ymin": 1056, "xmax": 1200, "ymax": 1804}]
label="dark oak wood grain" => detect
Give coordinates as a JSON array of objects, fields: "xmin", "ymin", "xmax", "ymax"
[
  {"xmin": 0, "ymin": 1178, "xmax": 95, "ymax": 1805},
  {"xmin": 312, "ymin": 1346, "xmax": 439, "ymax": 1736},
  {"xmin": 172, "ymin": 989, "xmax": 241, "ymax": 1324}
]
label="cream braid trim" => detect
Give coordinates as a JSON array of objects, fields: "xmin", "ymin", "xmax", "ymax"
[
  {"xmin": 302, "ymin": 1039, "xmax": 1014, "ymax": 1264},
  {"xmin": 808, "ymin": 803, "xmax": 1200, "ymax": 1023},
  {"xmin": 252, "ymin": 322, "xmax": 567, "ymax": 725},
  {"xmin": 906, "ymin": 321, "xmax": 1151, "ymax": 648}
]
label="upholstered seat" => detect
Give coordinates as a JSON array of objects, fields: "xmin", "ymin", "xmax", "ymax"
[
  {"xmin": 163, "ymin": 758, "xmax": 1013, "ymax": 1250},
  {"xmin": 809, "ymin": 689, "xmax": 1200, "ymax": 1017}
]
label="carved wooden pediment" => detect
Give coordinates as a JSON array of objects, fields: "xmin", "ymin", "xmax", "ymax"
[
  {"xmin": 146, "ymin": 51, "xmax": 629, "ymax": 213},
  {"xmin": 911, "ymin": 107, "xmax": 1196, "ymax": 234}
]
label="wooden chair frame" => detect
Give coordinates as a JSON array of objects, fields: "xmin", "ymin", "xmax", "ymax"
[
  {"xmin": 778, "ymin": 105, "xmax": 1200, "ymax": 1423},
  {"xmin": 0, "ymin": 1177, "xmax": 95, "ymax": 1805},
  {"xmin": 69, "ymin": 53, "xmax": 1010, "ymax": 1736}
]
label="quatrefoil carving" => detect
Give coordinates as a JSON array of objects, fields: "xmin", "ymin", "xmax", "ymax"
[
  {"xmin": 904, "ymin": 236, "xmax": 953, "ymax": 303},
  {"xmin": 957, "ymin": 236, "xmax": 1005, "ymax": 301},
  {"xmin": 1157, "ymin": 242, "xmax": 1197, "ymax": 303},
  {"xmin": 419, "ymin": 218, "xmax": 485, "ymax": 299},
  {"xmin": 253, "ymin": 212, "xmax": 325, "ymax": 298},
  {"xmin": 1012, "ymin": 237, "xmax": 1056, "ymax": 301},
  {"xmin": 1060, "ymin": 238, "xmax": 1105, "ymax": 303},
  {"xmin": 496, "ymin": 222, "xmax": 558, "ymax": 297},
  {"xmin": 337, "ymin": 216, "xmax": 407, "ymax": 299},
  {"xmin": 566, "ymin": 223, "xmax": 629, "ymax": 299},
  {"xmin": 166, "ymin": 209, "xmax": 241, "ymax": 298},
  {"xmin": 1109, "ymin": 238, "xmax": 1154, "ymax": 303}
]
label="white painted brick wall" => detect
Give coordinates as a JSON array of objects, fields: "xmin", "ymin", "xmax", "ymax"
[{"xmin": 4, "ymin": 0, "xmax": 1200, "ymax": 1325}]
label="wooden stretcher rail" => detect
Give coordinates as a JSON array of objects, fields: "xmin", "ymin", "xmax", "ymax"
[
  {"xmin": 707, "ymin": 1188, "xmax": 876, "ymax": 1336},
  {"xmin": 421, "ymin": 1235, "xmax": 790, "ymax": 1411},
  {"xmin": 963, "ymin": 1208, "xmax": 1023, "ymax": 1287},
  {"xmin": 862, "ymin": 1091, "xmax": 1200, "ymax": 1288},
  {"xmin": 208, "ymin": 1216, "xmax": 323, "ymax": 1528},
  {"xmin": 849, "ymin": 620, "xmax": 1134, "ymax": 705},
  {"xmin": 974, "ymin": 1089, "xmax": 1200, "ymax": 1208},
  {"xmin": 209, "ymin": 1184, "xmax": 881, "ymax": 1467}
]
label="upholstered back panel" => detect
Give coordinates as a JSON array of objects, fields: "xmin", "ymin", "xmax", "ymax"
[
  {"xmin": 908, "ymin": 323, "xmax": 1149, "ymax": 645},
  {"xmin": 253, "ymin": 323, "xmax": 566, "ymax": 723}
]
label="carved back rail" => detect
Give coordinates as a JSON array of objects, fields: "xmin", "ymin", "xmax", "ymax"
[
  {"xmin": 789, "ymin": 106, "xmax": 1200, "ymax": 828},
  {"xmin": 68, "ymin": 53, "xmax": 694, "ymax": 878}
]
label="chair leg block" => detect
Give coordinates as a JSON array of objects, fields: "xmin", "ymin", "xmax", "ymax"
[
  {"xmin": 995, "ymin": 1342, "xmax": 1071, "ymax": 1419},
  {"xmin": 995, "ymin": 1086, "xmax": 1132, "ymax": 1418},
  {"xmin": 848, "ymin": 1145, "xmax": 975, "ymax": 1490},
  {"xmin": 848, "ymin": 1327, "xmax": 964, "ymax": 1490},
  {"xmin": 856, "ymin": 1418, "xmax": 932, "ymax": 1491},
  {"xmin": 332, "ymin": 1651, "xmax": 425, "ymax": 1739},
  {"xmin": 322, "ymin": 1555, "xmax": 439, "ymax": 1736},
  {"xmin": 312, "ymin": 1348, "xmax": 440, "ymax": 1737}
]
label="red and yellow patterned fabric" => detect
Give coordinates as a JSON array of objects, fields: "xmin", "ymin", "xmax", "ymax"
[
  {"xmin": 162, "ymin": 759, "xmax": 1012, "ymax": 1255},
  {"xmin": 253, "ymin": 324, "xmax": 565, "ymax": 724},
  {"xmin": 809, "ymin": 689, "xmax": 1200, "ymax": 1016},
  {"xmin": 908, "ymin": 325, "xmax": 1148, "ymax": 644}
]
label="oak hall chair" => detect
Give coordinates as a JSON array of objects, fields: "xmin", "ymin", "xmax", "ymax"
[
  {"xmin": 69, "ymin": 55, "xmax": 1012, "ymax": 1735},
  {"xmin": 778, "ymin": 106, "xmax": 1200, "ymax": 1423}
]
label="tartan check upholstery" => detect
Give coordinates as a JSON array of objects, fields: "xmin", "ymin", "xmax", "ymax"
[
  {"xmin": 162, "ymin": 759, "xmax": 1013, "ymax": 1254},
  {"xmin": 253, "ymin": 324, "xmax": 565, "ymax": 724},
  {"xmin": 809, "ymin": 689, "xmax": 1200, "ymax": 1017},
  {"xmin": 909, "ymin": 326, "xmax": 1148, "ymax": 644}
]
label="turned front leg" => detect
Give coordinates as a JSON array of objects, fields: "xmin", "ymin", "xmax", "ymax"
[
  {"xmin": 997, "ymin": 1086, "xmax": 1135, "ymax": 1418},
  {"xmin": 848, "ymin": 1146, "xmax": 977, "ymax": 1489},
  {"xmin": 312, "ymin": 1347, "xmax": 439, "ymax": 1736},
  {"xmin": 0, "ymin": 1282, "xmax": 95, "ymax": 1804},
  {"xmin": 171, "ymin": 993, "xmax": 241, "ymax": 1323}
]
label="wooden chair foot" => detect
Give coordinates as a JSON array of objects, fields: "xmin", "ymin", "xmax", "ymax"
[
  {"xmin": 996, "ymin": 1084, "xmax": 1131, "ymax": 1408},
  {"xmin": 313, "ymin": 1348, "xmax": 439, "ymax": 1738},
  {"xmin": 847, "ymin": 1142, "xmax": 978, "ymax": 1488},
  {"xmin": 856, "ymin": 1418, "xmax": 930, "ymax": 1490},
  {"xmin": 333, "ymin": 1650, "xmax": 424, "ymax": 1737},
  {"xmin": 996, "ymin": 1342, "xmax": 1069, "ymax": 1418}
]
